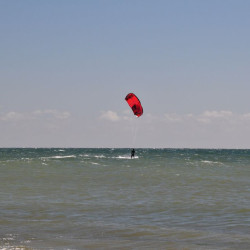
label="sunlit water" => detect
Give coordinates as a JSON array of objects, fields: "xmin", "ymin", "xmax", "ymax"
[{"xmin": 0, "ymin": 148, "xmax": 250, "ymax": 249}]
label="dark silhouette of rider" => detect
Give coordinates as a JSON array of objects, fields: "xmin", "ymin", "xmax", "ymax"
[{"xmin": 131, "ymin": 148, "xmax": 135, "ymax": 159}]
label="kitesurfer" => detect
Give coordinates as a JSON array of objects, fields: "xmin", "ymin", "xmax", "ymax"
[{"xmin": 131, "ymin": 148, "xmax": 135, "ymax": 159}]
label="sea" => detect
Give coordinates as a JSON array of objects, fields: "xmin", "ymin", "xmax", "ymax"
[{"xmin": 0, "ymin": 148, "xmax": 250, "ymax": 250}]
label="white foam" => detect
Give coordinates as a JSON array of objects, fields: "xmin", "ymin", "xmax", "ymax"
[
  {"xmin": 41, "ymin": 155, "xmax": 76, "ymax": 160},
  {"xmin": 91, "ymin": 162, "xmax": 100, "ymax": 165},
  {"xmin": 51, "ymin": 155, "xmax": 76, "ymax": 159},
  {"xmin": 201, "ymin": 160, "xmax": 221, "ymax": 164},
  {"xmin": 115, "ymin": 156, "xmax": 139, "ymax": 159},
  {"xmin": 94, "ymin": 155, "xmax": 106, "ymax": 158}
]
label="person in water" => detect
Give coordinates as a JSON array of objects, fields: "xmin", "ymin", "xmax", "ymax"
[{"xmin": 131, "ymin": 148, "xmax": 135, "ymax": 159}]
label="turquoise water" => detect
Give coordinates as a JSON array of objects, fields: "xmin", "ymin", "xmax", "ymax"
[{"xmin": 0, "ymin": 148, "xmax": 250, "ymax": 249}]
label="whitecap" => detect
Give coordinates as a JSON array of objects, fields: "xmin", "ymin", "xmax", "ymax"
[
  {"xmin": 94, "ymin": 155, "xmax": 106, "ymax": 158},
  {"xmin": 201, "ymin": 160, "xmax": 222, "ymax": 165},
  {"xmin": 91, "ymin": 162, "xmax": 100, "ymax": 165},
  {"xmin": 41, "ymin": 155, "xmax": 76, "ymax": 160},
  {"xmin": 114, "ymin": 156, "xmax": 139, "ymax": 159},
  {"xmin": 51, "ymin": 155, "xmax": 76, "ymax": 159}
]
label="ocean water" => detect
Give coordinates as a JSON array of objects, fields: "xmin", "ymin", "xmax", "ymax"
[{"xmin": 0, "ymin": 148, "xmax": 250, "ymax": 250}]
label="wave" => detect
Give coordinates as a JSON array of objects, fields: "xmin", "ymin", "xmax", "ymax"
[
  {"xmin": 201, "ymin": 160, "xmax": 222, "ymax": 165},
  {"xmin": 90, "ymin": 162, "xmax": 100, "ymax": 165},
  {"xmin": 93, "ymin": 155, "xmax": 106, "ymax": 158},
  {"xmin": 41, "ymin": 155, "xmax": 76, "ymax": 160},
  {"xmin": 114, "ymin": 156, "xmax": 139, "ymax": 159}
]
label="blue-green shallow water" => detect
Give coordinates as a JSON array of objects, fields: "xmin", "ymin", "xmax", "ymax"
[{"xmin": 0, "ymin": 148, "xmax": 250, "ymax": 249}]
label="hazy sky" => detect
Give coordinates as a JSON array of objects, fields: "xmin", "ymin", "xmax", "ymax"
[{"xmin": 1, "ymin": 0, "xmax": 250, "ymax": 148}]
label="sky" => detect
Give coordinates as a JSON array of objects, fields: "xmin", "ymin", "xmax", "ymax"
[{"xmin": 1, "ymin": 0, "xmax": 250, "ymax": 148}]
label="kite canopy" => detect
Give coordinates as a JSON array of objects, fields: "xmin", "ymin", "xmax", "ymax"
[{"xmin": 125, "ymin": 93, "xmax": 143, "ymax": 117}]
